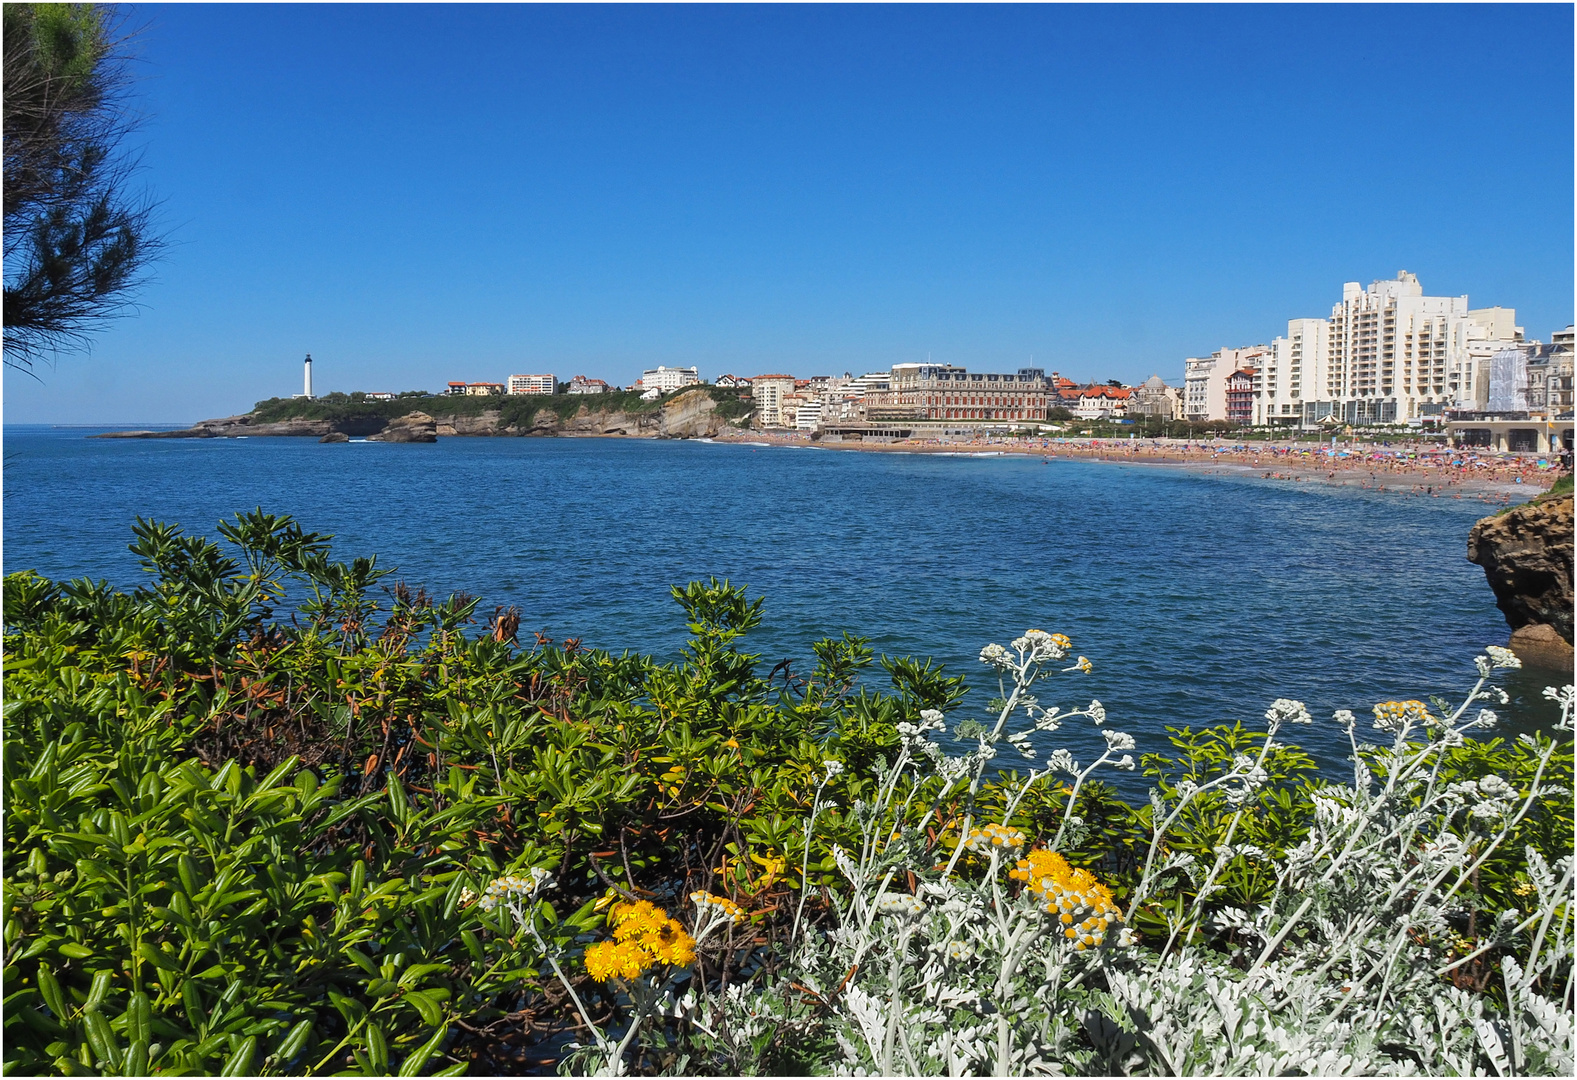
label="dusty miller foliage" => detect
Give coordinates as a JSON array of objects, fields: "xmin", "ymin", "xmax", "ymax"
[{"xmin": 591, "ymin": 639, "xmax": 1573, "ymax": 1077}]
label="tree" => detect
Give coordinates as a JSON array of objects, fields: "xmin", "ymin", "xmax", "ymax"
[{"xmin": 3, "ymin": 3, "xmax": 161, "ymax": 371}]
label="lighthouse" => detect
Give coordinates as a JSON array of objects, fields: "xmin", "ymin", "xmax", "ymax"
[{"xmin": 295, "ymin": 354, "xmax": 314, "ymax": 399}]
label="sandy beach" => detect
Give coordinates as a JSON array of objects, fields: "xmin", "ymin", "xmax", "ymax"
[{"xmin": 713, "ymin": 430, "xmax": 1569, "ymax": 504}]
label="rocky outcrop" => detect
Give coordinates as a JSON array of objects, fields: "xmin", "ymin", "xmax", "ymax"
[
  {"xmin": 319, "ymin": 432, "xmax": 349, "ymax": 443},
  {"xmin": 1467, "ymin": 493, "xmax": 1573, "ymax": 668},
  {"xmin": 368, "ymin": 412, "xmax": 437, "ymax": 443},
  {"xmin": 94, "ymin": 398, "xmax": 705, "ymax": 441},
  {"xmin": 97, "ymin": 414, "xmax": 338, "ymax": 439},
  {"xmin": 657, "ymin": 388, "xmax": 723, "ymax": 438}
]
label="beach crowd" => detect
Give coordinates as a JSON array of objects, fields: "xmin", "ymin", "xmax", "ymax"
[{"xmin": 717, "ymin": 430, "xmax": 1571, "ymax": 503}]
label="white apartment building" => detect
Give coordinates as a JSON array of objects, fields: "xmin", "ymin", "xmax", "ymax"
[
  {"xmin": 1183, "ymin": 345, "xmax": 1271, "ymax": 422},
  {"xmin": 640, "ymin": 366, "xmax": 700, "ymax": 394},
  {"xmin": 751, "ymin": 374, "xmax": 797, "ymax": 428},
  {"xmin": 1253, "ymin": 272, "xmax": 1526, "ymax": 427},
  {"xmin": 507, "ymin": 373, "xmax": 556, "ymax": 395}
]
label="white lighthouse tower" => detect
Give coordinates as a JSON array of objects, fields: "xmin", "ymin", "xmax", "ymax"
[{"xmin": 295, "ymin": 354, "xmax": 314, "ymax": 399}]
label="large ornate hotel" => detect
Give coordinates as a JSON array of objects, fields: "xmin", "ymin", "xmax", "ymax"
[{"xmin": 862, "ymin": 363, "xmax": 1051, "ymax": 423}]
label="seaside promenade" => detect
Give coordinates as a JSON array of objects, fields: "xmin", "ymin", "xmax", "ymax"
[{"xmin": 716, "ymin": 430, "xmax": 1567, "ymax": 503}]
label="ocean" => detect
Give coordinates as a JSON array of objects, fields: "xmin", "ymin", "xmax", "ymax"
[{"xmin": 3, "ymin": 426, "xmax": 1559, "ymax": 783}]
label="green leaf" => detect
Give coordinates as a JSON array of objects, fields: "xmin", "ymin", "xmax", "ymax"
[
  {"xmin": 275, "ymin": 1018, "xmax": 315, "ymax": 1063},
  {"xmin": 219, "ymin": 1035, "xmax": 256, "ymax": 1076},
  {"xmin": 366, "ymin": 1021, "xmax": 389, "ymax": 1073},
  {"xmin": 397, "ymin": 1023, "xmax": 449, "ymax": 1077},
  {"xmin": 402, "ymin": 990, "xmax": 442, "ymax": 1027}
]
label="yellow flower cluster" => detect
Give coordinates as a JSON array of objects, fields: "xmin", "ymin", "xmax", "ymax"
[
  {"xmin": 584, "ymin": 900, "xmax": 697, "ymax": 982},
  {"xmin": 1373, "ymin": 700, "xmax": 1437, "ymax": 726},
  {"xmin": 1048, "ymin": 633, "xmax": 1072, "ymax": 649},
  {"xmin": 690, "ymin": 890, "xmax": 746, "ymax": 922},
  {"xmin": 964, "ymin": 823, "xmax": 1027, "ymax": 853},
  {"xmin": 1009, "ymin": 849, "xmax": 1121, "ymax": 950}
]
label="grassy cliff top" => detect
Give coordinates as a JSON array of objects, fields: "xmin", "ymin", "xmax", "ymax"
[{"xmin": 250, "ymin": 385, "xmax": 751, "ymax": 425}]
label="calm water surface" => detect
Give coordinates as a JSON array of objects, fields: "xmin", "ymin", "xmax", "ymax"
[{"xmin": 3, "ymin": 427, "xmax": 1558, "ymax": 783}]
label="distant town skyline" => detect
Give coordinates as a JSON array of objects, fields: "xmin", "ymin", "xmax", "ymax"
[{"xmin": 5, "ymin": 4, "xmax": 1572, "ymax": 425}]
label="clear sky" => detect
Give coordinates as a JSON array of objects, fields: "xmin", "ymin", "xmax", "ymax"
[{"xmin": 6, "ymin": 3, "xmax": 1573, "ymax": 424}]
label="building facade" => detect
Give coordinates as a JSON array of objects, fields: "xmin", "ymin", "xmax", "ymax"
[
  {"xmin": 1184, "ymin": 345, "xmax": 1271, "ymax": 422},
  {"xmin": 640, "ymin": 366, "xmax": 701, "ymax": 394},
  {"xmin": 1225, "ymin": 369, "xmax": 1258, "ymax": 426},
  {"xmin": 507, "ymin": 374, "xmax": 556, "ymax": 395},
  {"xmin": 1130, "ymin": 375, "xmax": 1181, "ymax": 420},
  {"xmin": 751, "ymin": 375, "xmax": 797, "ymax": 428},
  {"xmin": 565, "ymin": 375, "xmax": 609, "ymax": 394},
  {"xmin": 862, "ymin": 364, "xmax": 1049, "ymax": 423}
]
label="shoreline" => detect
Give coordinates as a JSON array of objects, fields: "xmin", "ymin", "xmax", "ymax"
[
  {"xmin": 67, "ymin": 421, "xmax": 1567, "ymax": 505},
  {"xmin": 711, "ymin": 429, "xmax": 1564, "ymax": 504}
]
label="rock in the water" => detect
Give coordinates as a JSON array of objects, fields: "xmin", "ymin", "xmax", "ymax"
[
  {"xmin": 369, "ymin": 412, "xmax": 438, "ymax": 443},
  {"xmin": 1509, "ymin": 622, "xmax": 1575, "ymax": 671},
  {"xmin": 1467, "ymin": 492, "xmax": 1573, "ymax": 645},
  {"xmin": 319, "ymin": 432, "xmax": 350, "ymax": 443}
]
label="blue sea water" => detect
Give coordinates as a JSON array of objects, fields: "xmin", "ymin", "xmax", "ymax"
[{"xmin": 2, "ymin": 426, "xmax": 1561, "ymax": 783}]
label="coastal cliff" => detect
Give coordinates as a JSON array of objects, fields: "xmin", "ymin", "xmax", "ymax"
[
  {"xmin": 1467, "ymin": 490, "xmax": 1574, "ymax": 669},
  {"xmin": 96, "ymin": 387, "xmax": 742, "ymax": 442}
]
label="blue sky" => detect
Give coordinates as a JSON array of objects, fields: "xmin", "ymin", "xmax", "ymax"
[{"xmin": 6, "ymin": 3, "xmax": 1573, "ymax": 424}]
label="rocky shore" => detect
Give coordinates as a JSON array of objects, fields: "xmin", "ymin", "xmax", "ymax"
[{"xmin": 1468, "ymin": 491, "xmax": 1575, "ymax": 670}]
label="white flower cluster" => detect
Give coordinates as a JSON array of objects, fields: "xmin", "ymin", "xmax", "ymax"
[
  {"xmin": 1010, "ymin": 628, "xmax": 1072, "ymax": 662},
  {"xmin": 1445, "ymin": 774, "xmax": 1520, "ymax": 822},
  {"xmin": 1005, "ymin": 731, "xmax": 1036, "ymax": 759},
  {"xmin": 477, "ymin": 866, "xmax": 554, "ymax": 912},
  {"xmin": 823, "ymin": 759, "xmax": 845, "ymax": 780},
  {"xmin": 1087, "ymin": 699, "xmax": 1106, "ymax": 725},
  {"xmin": 1047, "ymin": 748, "xmax": 1078, "ymax": 776},
  {"xmin": 875, "ymin": 892, "xmax": 926, "ymax": 918},
  {"xmin": 1222, "ymin": 753, "xmax": 1270, "ymax": 806},
  {"xmin": 978, "ymin": 643, "xmax": 1014, "ymax": 670},
  {"xmin": 963, "ymin": 823, "xmax": 1026, "ymax": 853},
  {"xmin": 896, "ymin": 711, "xmax": 948, "ymax": 749},
  {"xmin": 1265, "ymin": 698, "xmax": 1313, "ymax": 726},
  {"xmin": 1484, "ymin": 645, "xmax": 1521, "ymax": 669},
  {"xmin": 944, "ymin": 939, "xmax": 976, "ymax": 962}
]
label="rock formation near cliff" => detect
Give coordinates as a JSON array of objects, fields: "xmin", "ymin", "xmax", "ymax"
[
  {"xmin": 657, "ymin": 388, "xmax": 722, "ymax": 438},
  {"xmin": 367, "ymin": 412, "xmax": 437, "ymax": 443},
  {"xmin": 1467, "ymin": 492, "xmax": 1574, "ymax": 669}
]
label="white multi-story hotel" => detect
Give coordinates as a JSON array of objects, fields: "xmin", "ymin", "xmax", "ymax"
[
  {"xmin": 1248, "ymin": 272, "xmax": 1528, "ymax": 427},
  {"xmin": 507, "ymin": 373, "xmax": 556, "ymax": 395},
  {"xmin": 639, "ymin": 365, "xmax": 700, "ymax": 394}
]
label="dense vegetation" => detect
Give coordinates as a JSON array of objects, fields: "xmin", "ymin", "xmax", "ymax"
[
  {"xmin": 248, "ymin": 386, "xmax": 752, "ymax": 430},
  {"xmin": 3, "ymin": 513, "xmax": 1571, "ymax": 1074}
]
